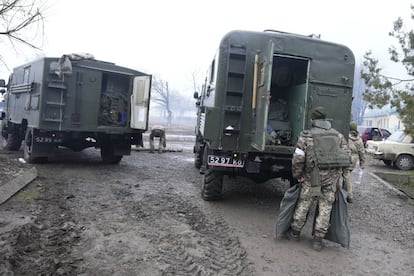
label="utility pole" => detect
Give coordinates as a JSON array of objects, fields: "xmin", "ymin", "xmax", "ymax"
[{"xmin": 166, "ymin": 82, "xmax": 172, "ymax": 126}]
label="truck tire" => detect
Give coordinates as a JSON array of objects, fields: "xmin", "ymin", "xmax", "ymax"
[
  {"xmin": 101, "ymin": 144, "xmax": 123, "ymax": 164},
  {"xmin": 201, "ymin": 169, "xmax": 223, "ymax": 201},
  {"xmin": 2, "ymin": 132, "xmax": 22, "ymax": 151},
  {"xmin": 23, "ymin": 128, "xmax": 48, "ymax": 163}
]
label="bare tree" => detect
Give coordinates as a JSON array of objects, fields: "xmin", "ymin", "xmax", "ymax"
[
  {"xmin": 151, "ymin": 76, "xmax": 172, "ymax": 126},
  {"xmin": 0, "ymin": 0, "xmax": 46, "ymax": 69}
]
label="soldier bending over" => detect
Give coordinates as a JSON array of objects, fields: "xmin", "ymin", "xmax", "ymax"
[{"xmin": 149, "ymin": 125, "xmax": 167, "ymax": 153}]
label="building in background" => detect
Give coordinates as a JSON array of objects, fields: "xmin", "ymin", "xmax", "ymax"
[{"xmin": 362, "ymin": 104, "xmax": 403, "ymax": 131}]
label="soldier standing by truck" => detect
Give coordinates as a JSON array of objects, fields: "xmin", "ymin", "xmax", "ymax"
[
  {"xmin": 288, "ymin": 107, "xmax": 351, "ymax": 251},
  {"xmin": 342, "ymin": 121, "xmax": 365, "ymax": 203}
]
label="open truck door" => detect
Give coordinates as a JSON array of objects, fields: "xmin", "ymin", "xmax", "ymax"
[
  {"xmin": 251, "ymin": 41, "xmax": 274, "ymax": 151},
  {"xmin": 131, "ymin": 75, "xmax": 151, "ymax": 130}
]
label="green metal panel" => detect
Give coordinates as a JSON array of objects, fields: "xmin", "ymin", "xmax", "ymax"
[
  {"xmin": 7, "ymin": 56, "xmax": 151, "ymax": 134},
  {"xmin": 307, "ymin": 84, "xmax": 353, "ymax": 136},
  {"xmin": 287, "ymin": 84, "xmax": 307, "ymax": 143},
  {"xmin": 204, "ymin": 107, "xmax": 221, "ymax": 146},
  {"xmin": 200, "ymin": 30, "xmax": 355, "ymax": 152},
  {"xmin": 251, "ymin": 40, "xmax": 274, "ymax": 151}
]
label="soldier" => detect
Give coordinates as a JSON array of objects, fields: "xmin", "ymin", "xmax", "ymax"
[
  {"xmin": 149, "ymin": 125, "xmax": 167, "ymax": 153},
  {"xmin": 342, "ymin": 121, "xmax": 365, "ymax": 203},
  {"xmin": 288, "ymin": 106, "xmax": 350, "ymax": 251}
]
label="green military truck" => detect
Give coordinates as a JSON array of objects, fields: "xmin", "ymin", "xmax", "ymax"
[
  {"xmin": 0, "ymin": 54, "xmax": 151, "ymax": 163},
  {"xmin": 193, "ymin": 30, "xmax": 355, "ymax": 200}
]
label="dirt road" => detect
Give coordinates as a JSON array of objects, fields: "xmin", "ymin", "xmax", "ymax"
[{"xmin": 0, "ymin": 142, "xmax": 413, "ymax": 275}]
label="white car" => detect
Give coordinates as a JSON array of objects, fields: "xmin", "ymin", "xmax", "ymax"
[{"xmin": 366, "ymin": 130, "xmax": 414, "ymax": 170}]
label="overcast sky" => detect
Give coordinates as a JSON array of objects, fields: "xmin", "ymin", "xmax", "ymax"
[{"xmin": 1, "ymin": 0, "xmax": 413, "ymax": 96}]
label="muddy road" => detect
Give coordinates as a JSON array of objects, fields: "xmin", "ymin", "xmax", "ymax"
[{"xmin": 0, "ymin": 141, "xmax": 413, "ymax": 275}]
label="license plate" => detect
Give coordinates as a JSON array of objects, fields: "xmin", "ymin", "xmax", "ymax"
[
  {"xmin": 34, "ymin": 137, "xmax": 62, "ymax": 143},
  {"xmin": 207, "ymin": 155, "xmax": 245, "ymax": 168}
]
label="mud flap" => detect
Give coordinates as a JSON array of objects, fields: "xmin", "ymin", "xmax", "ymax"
[
  {"xmin": 245, "ymin": 160, "xmax": 261, "ymax": 173},
  {"xmin": 113, "ymin": 143, "xmax": 131, "ymax": 156},
  {"xmin": 31, "ymin": 142, "xmax": 55, "ymax": 157},
  {"xmin": 275, "ymin": 184, "xmax": 300, "ymax": 239}
]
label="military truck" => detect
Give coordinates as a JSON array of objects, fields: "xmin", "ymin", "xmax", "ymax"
[
  {"xmin": 193, "ymin": 30, "xmax": 355, "ymax": 200},
  {"xmin": 0, "ymin": 54, "xmax": 151, "ymax": 163}
]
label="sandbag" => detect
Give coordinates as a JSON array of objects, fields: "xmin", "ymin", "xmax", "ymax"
[
  {"xmin": 275, "ymin": 184, "xmax": 300, "ymax": 239},
  {"xmin": 324, "ymin": 187, "xmax": 350, "ymax": 248}
]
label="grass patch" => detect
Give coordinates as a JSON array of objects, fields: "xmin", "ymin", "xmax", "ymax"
[
  {"xmin": 399, "ymin": 170, "xmax": 414, "ymax": 176},
  {"xmin": 375, "ymin": 172, "xmax": 414, "ymax": 198},
  {"xmin": 392, "ymin": 181, "xmax": 414, "ymax": 199}
]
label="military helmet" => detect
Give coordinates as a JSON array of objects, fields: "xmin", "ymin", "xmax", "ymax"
[
  {"xmin": 349, "ymin": 121, "xmax": 357, "ymax": 131},
  {"xmin": 310, "ymin": 106, "xmax": 327, "ymax": 120}
]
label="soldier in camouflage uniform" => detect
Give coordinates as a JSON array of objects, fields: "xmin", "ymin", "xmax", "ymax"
[
  {"xmin": 149, "ymin": 125, "xmax": 167, "ymax": 153},
  {"xmin": 342, "ymin": 121, "xmax": 365, "ymax": 203},
  {"xmin": 289, "ymin": 106, "xmax": 350, "ymax": 251}
]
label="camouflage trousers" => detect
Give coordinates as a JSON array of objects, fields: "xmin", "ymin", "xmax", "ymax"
[
  {"xmin": 149, "ymin": 130, "xmax": 167, "ymax": 152},
  {"xmin": 342, "ymin": 169, "xmax": 352, "ymax": 199},
  {"xmin": 291, "ymin": 170, "xmax": 340, "ymax": 238},
  {"xmin": 342, "ymin": 154, "xmax": 358, "ymax": 199}
]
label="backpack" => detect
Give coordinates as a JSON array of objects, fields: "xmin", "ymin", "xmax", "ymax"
[{"xmin": 307, "ymin": 128, "xmax": 351, "ymax": 170}]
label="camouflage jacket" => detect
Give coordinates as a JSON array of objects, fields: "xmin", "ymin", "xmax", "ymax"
[
  {"xmin": 348, "ymin": 130, "xmax": 365, "ymax": 167},
  {"xmin": 291, "ymin": 120, "xmax": 350, "ymax": 179}
]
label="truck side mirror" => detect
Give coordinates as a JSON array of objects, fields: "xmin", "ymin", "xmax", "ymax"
[
  {"xmin": 193, "ymin": 91, "xmax": 199, "ymax": 99},
  {"xmin": 0, "ymin": 79, "xmax": 5, "ymax": 88},
  {"xmin": 0, "ymin": 89, "xmax": 5, "ymax": 95}
]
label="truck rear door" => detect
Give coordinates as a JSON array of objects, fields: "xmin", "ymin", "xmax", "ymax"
[
  {"xmin": 130, "ymin": 76, "xmax": 151, "ymax": 130},
  {"xmin": 251, "ymin": 41, "xmax": 274, "ymax": 151}
]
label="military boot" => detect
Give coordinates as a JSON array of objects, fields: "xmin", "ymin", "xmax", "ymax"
[
  {"xmin": 288, "ymin": 229, "xmax": 300, "ymax": 241},
  {"xmin": 312, "ymin": 237, "xmax": 323, "ymax": 251}
]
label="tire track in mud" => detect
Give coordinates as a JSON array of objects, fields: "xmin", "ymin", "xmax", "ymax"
[
  {"xmin": 0, "ymin": 176, "xmax": 83, "ymax": 275},
  {"xmin": 126, "ymin": 191, "xmax": 254, "ymax": 276}
]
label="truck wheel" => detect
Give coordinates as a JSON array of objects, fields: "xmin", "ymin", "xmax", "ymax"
[
  {"xmin": 101, "ymin": 144, "xmax": 123, "ymax": 164},
  {"xmin": 201, "ymin": 169, "xmax": 223, "ymax": 201},
  {"xmin": 1, "ymin": 130, "xmax": 22, "ymax": 151},
  {"xmin": 23, "ymin": 128, "xmax": 47, "ymax": 163},
  {"xmin": 194, "ymin": 147, "xmax": 203, "ymax": 169}
]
